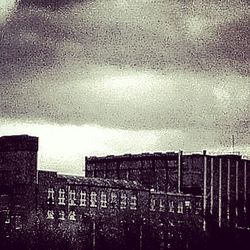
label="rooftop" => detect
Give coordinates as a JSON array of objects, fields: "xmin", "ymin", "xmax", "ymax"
[
  {"xmin": 57, "ymin": 174, "xmax": 147, "ymax": 190},
  {"xmin": 86, "ymin": 152, "xmax": 179, "ymax": 162},
  {"xmin": 86, "ymin": 151, "xmax": 248, "ymax": 162}
]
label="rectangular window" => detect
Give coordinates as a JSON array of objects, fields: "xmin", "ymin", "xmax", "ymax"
[
  {"xmin": 58, "ymin": 188, "xmax": 65, "ymax": 205},
  {"xmin": 47, "ymin": 188, "xmax": 54, "ymax": 204},
  {"xmin": 5, "ymin": 210, "xmax": 10, "ymax": 224},
  {"xmin": 47, "ymin": 210, "xmax": 54, "ymax": 220},
  {"xmin": 80, "ymin": 191, "xmax": 87, "ymax": 206},
  {"xmin": 90, "ymin": 191, "xmax": 97, "ymax": 207},
  {"xmin": 101, "ymin": 192, "xmax": 108, "ymax": 208},
  {"xmin": 69, "ymin": 211, "xmax": 76, "ymax": 221},
  {"xmin": 120, "ymin": 193, "xmax": 127, "ymax": 209},
  {"xmin": 159, "ymin": 199, "xmax": 165, "ymax": 212},
  {"xmin": 110, "ymin": 192, "xmax": 117, "ymax": 208},
  {"xmin": 69, "ymin": 189, "xmax": 76, "ymax": 206},
  {"xmin": 195, "ymin": 201, "xmax": 202, "ymax": 215},
  {"xmin": 15, "ymin": 215, "xmax": 22, "ymax": 230},
  {"xmin": 59, "ymin": 211, "xmax": 65, "ymax": 220},
  {"xmin": 169, "ymin": 201, "xmax": 174, "ymax": 213},
  {"xmin": 185, "ymin": 201, "xmax": 191, "ymax": 207},
  {"xmin": 150, "ymin": 198, "xmax": 156, "ymax": 211},
  {"xmin": 130, "ymin": 194, "xmax": 137, "ymax": 210},
  {"xmin": 177, "ymin": 202, "xmax": 184, "ymax": 214}
]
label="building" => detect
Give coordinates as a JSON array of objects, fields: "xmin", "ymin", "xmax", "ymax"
[
  {"xmin": 0, "ymin": 135, "xmax": 38, "ymax": 235},
  {"xmin": 86, "ymin": 151, "xmax": 250, "ymax": 231},
  {"xmin": 0, "ymin": 134, "xmax": 250, "ymax": 249},
  {"xmin": 37, "ymin": 170, "xmax": 150, "ymax": 250}
]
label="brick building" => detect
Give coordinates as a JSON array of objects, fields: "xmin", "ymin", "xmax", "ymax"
[
  {"xmin": 37, "ymin": 170, "xmax": 150, "ymax": 250},
  {"xmin": 0, "ymin": 134, "xmax": 250, "ymax": 249},
  {"xmin": 0, "ymin": 135, "xmax": 38, "ymax": 235},
  {"xmin": 86, "ymin": 151, "xmax": 250, "ymax": 234}
]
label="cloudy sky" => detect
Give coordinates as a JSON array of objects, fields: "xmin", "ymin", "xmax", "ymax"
[{"xmin": 0, "ymin": 0, "xmax": 249, "ymax": 175}]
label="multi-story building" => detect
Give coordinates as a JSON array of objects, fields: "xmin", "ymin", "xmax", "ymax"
[
  {"xmin": 37, "ymin": 170, "xmax": 150, "ymax": 249},
  {"xmin": 0, "ymin": 134, "xmax": 250, "ymax": 250},
  {"xmin": 86, "ymin": 151, "xmax": 250, "ymax": 233}
]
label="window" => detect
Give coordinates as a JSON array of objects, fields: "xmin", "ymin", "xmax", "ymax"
[
  {"xmin": 69, "ymin": 211, "xmax": 76, "ymax": 221},
  {"xmin": 15, "ymin": 215, "xmax": 22, "ymax": 230},
  {"xmin": 126, "ymin": 170, "xmax": 129, "ymax": 180},
  {"xmin": 150, "ymin": 198, "xmax": 156, "ymax": 211},
  {"xmin": 195, "ymin": 201, "xmax": 202, "ymax": 215},
  {"xmin": 120, "ymin": 193, "xmax": 127, "ymax": 209},
  {"xmin": 169, "ymin": 201, "xmax": 174, "ymax": 213},
  {"xmin": 177, "ymin": 202, "xmax": 184, "ymax": 214},
  {"xmin": 90, "ymin": 191, "xmax": 97, "ymax": 207},
  {"xmin": 185, "ymin": 200, "xmax": 191, "ymax": 212},
  {"xmin": 5, "ymin": 211, "xmax": 10, "ymax": 224},
  {"xmin": 110, "ymin": 192, "xmax": 117, "ymax": 208},
  {"xmin": 159, "ymin": 199, "xmax": 165, "ymax": 212},
  {"xmin": 58, "ymin": 188, "xmax": 65, "ymax": 205},
  {"xmin": 59, "ymin": 211, "xmax": 65, "ymax": 220},
  {"xmin": 69, "ymin": 189, "xmax": 76, "ymax": 206},
  {"xmin": 47, "ymin": 188, "xmax": 54, "ymax": 204},
  {"xmin": 130, "ymin": 194, "xmax": 137, "ymax": 210},
  {"xmin": 101, "ymin": 192, "xmax": 107, "ymax": 208},
  {"xmin": 47, "ymin": 210, "xmax": 54, "ymax": 219},
  {"xmin": 80, "ymin": 191, "xmax": 87, "ymax": 206}
]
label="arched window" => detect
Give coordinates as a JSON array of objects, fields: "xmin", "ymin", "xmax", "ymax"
[
  {"xmin": 47, "ymin": 210, "xmax": 54, "ymax": 219},
  {"xmin": 69, "ymin": 211, "xmax": 76, "ymax": 221}
]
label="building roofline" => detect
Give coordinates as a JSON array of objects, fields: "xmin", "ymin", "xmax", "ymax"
[
  {"xmin": 86, "ymin": 152, "xmax": 179, "ymax": 162},
  {"xmin": 57, "ymin": 174, "xmax": 148, "ymax": 191},
  {"xmin": 86, "ymin": 151, "xmax": 248, "ymax": 163}
]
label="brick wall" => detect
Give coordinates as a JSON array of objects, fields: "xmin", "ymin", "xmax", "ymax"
[{"xmin": 0, "ymin": 135, "xmax": 38, "ymax": 235}]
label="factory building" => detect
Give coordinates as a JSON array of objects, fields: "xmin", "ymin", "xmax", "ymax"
[
  {"xmin": 0, "ymin": 134, "xmax": 250, "ymax": 249},
  {"xmin": 86, "ymin": 151, "xmax": 250, "ymax": 231}
]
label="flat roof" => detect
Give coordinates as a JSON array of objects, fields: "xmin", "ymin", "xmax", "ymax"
[{"xmin": 86, "ymin": 152, "xmax": 179, "ymax": 162}]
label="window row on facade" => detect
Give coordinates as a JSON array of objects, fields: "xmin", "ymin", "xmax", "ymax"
[
  {"xmin": 47, "ymin": 187, "xmax": 138, "ymax": 210},
  {"xmin": 47, "ymin": 210, "xmax": 77, "ymax": 221},
  {"xmin": 150, "ymin": 198, "xmax": 202, "ymax": 214},
  {"xmin": 3, "ymin": 211, "xmax": 22, "ymax": 230}
]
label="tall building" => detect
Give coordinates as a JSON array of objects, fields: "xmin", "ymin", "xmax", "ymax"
[{"xmin": 0, "ymin": 135, "xmax": 38, "ymax": 233}]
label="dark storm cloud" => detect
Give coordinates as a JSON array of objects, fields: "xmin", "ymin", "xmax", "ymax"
[
  {"xmin": 3, "ymin": 0, "xmax": 250, "ymax": 75},
  {"xmin": 18, "ymin": 0, "xmax": 71, "ymax": 9},
  {"xmin": 0, "ymin": 0, "xmax": 249, "ymax": 135},
  {"xmin": 202, "ymin": 18, "xmax": 250, "ymax": 76}
]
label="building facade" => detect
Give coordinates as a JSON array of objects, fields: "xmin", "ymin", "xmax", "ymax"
[
  {"xmin": 0, "ymin": 135, "xmax": 38, "ymax": 235},
  {"xmin": 86, "ymin": 151, "xmax": 250, "ymax": 231}
]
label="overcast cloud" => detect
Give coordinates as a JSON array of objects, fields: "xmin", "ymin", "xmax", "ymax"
[{"xmin": 0, "ymin": 0, "xmax": 249, "ymax": 173}]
